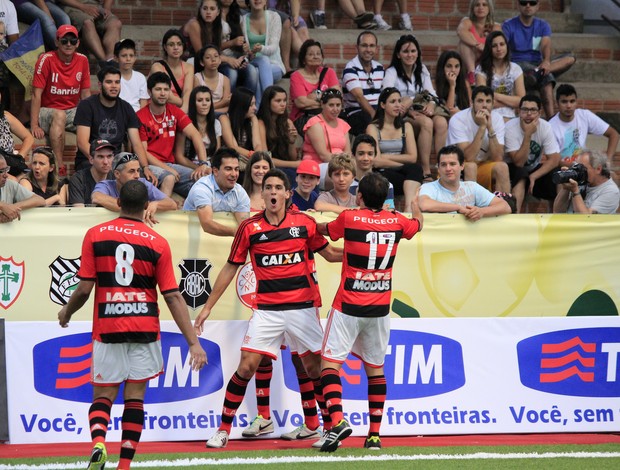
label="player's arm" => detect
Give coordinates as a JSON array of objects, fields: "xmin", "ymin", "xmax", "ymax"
[
  {"xmin": 410, "ymin": 193, "xmax": 423, "ymax": 230},
  {"xmin": 479, "ymin": 196, "xmax": 511, "ymax": 217},
  {"xmin": 317, "ymin": 243, "xmax": 343, "ymax": 263},
  {"xmin": 418, "ymin": 194, "xmax": 462, "ymax": 214},
  {"xmin": 164, "ymin": 291, "xmax": 207, "ymax": 371},
  {"xmin": 316, "ymin": 222, "xmax": 328, "ymax": 235},
  {"xmin": 194, "ymin": 262, "xmax": 239, "ymax": 334},
  {"xmin": 58, "ymin": 280, "xmax": 95, "ymax": 327}
]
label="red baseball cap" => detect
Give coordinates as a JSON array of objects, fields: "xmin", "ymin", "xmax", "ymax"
[
  {"xmin": 297, "ymin": 160, "xmax": 320, "ymax": 177},
  {"xmin": 57, "ymin": 25, "xmax": 79, "ymax": 39}
]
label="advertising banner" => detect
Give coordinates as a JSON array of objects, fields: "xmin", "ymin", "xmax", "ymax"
[{"xmin": 6, "ymin": 317, "xmax": 620, "ymax": 444}]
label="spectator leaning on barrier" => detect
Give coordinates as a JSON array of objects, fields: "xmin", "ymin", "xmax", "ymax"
[
  {"xmin": 31, "ymin": 24, "xmax": 91, "ymax": 176},
  {"xmin": 553, "ymin": 149, "xmax": 620, "ymax": 215},
  {"xmin": 0, "ymin": 154, "xmax": 45, "ymax": 223},
  {"xmin": 91, "ymin": 152, "xmax": 177, "ymax": 226},
  {"xmin": 183, "ymin": 147, "xmax": 250, "ymax": 237},
  {"xmin": 418, "ymin": 144, "xmax": 510, "ymax": 222}
]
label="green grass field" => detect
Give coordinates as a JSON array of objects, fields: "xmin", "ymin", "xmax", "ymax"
[{"xmin": 2, "ymin": 444, "xmax": 620, "ymax": 469}]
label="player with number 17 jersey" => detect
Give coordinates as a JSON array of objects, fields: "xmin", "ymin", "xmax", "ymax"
[
  {"xmin": 326, "ymin": 208, "xmax": 421, "ymax": 317},
  {"xmin": 77, "ymin": 217, "xmax": 178, "ymax": 343}
]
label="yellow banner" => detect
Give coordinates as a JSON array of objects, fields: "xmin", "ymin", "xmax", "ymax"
[{"xmin": 1, "ymin": 209, "xmax": 619, "ymax": 320}]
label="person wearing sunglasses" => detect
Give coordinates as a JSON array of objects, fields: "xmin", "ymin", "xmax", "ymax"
[
  {"xmin": 502, "ymin": 0, "xmax": 575, "ymax": 118},
  {"xmin": 342, "ymin": 31, "xmax": 384, "ymax": 137},
  {"xmin": 92, "ymin": 152, "xmax": 177, "ymax": 226},
  {"xmin": 31, "ymin": 24, "xmax": 91, "ymax": 177},
  {"xmin": 0, "ymin": 154, "xmax": 45, "ymax": 224}
]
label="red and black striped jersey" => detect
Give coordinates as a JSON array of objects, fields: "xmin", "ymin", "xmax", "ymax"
[
  {"xmin": 229, "ymin": 209, "xmax": 328, "ymax": 311},
  {"xmin": 78, "ymin": 217, "xmax": 179, "ymax": 343},
  {"xmin": 326, "ymin": 208, "xmax": 421, "ymax": 317}
]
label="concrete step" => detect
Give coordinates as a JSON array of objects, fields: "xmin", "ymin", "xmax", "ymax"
[{"xmin": 562, "ymin": 60, "xmax": 620, "ymax": 83}]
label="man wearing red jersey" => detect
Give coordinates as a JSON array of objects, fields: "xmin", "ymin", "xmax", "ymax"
[
  {"xmin": 58, "ymin": 180, "xmax": 207, "ymax": 470},
  {"xmin": 194, "ymin": 168, "xmax": 342, "ymax": 449},
  {"xmin": 31, "ymin": 24, "xmax": 91, "ymax": 175},
  {"xmin": 137, "ymin": 72, "xmax": 209, "ymax": 198},
  {"xmin": 318, "ymin": 172, "xmax": 423, "ymax": 452}
]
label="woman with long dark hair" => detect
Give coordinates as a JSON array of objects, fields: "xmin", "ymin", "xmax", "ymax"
[
  {"xmin": 383, "ymin": 34, "xmax": 447, "ymax": 181},
  {"xmin": 435, "ymin": 50, "xmax": 471, "ymax": 116},
  {"xmin": 193, "ymin": 44, "xmax": 231, "ymax": 112},
  {"xmin": 366, "ymin": 87, "xmax": 422, "ymax": 211},
  {"xmin": 19, "ymin": 146, "xmax": 65, "ymax": 205},
  {"xmin": 175, "ymin": 86, "xmax": 221, "ymax": 167},
  {"xmin": 475, "ymin": 30, "xmax": 525, "ymax": 121},
  {"xmin": 257, "ymin": 85, "xmax": 299, "ymax": 175},
  {"xmin": 219, "ymin": 86, "xmax": 264, "ymax": 172},
  {"xmin": 242, "ymin": 151, "xmax": 274, "ymax": 211},
  {"xmin": 149, "ymin": 29, "xmax": 194, "ymax": 112}
]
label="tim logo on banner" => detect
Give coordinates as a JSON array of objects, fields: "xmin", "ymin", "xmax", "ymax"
[
  {"xmin": 517, "ymin": 328, "xmax": 620, "ymax": 397},
  {"xmin": 283, "ymin": 330, "xmax": 465, "ymax": 399},
  {"xmin": 32, "ymin": 332, "xmax": 223, "ymax": 403}
]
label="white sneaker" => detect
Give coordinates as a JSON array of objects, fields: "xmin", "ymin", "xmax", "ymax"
[
  {"xmin": 281, "ymin": 424, "xmax": 320, "ymax": 441},
  {"xmin": 312, "ymin": 429, "xmax": 342, "ymax": 448},
  {"xmin": 206, "ymin": 429, "xmax": 229, "ymax": 448},
  {"xmin": 374, "ymin": 15, "xmax": 392, "ymax": 31},
  {"xmin": 399, "ymin": 13, "xmax": 413, "ymax": 31},
  {"xmin": 242, "ymin": 415, "xmax": 274, "ymax": 437}
]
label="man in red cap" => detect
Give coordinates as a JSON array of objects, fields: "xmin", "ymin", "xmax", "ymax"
[
  {"xmin": 31, "ymin": 24, "xmax": 91, "ymax": 176},
  {"xmin": 292, "ymin": 160, "xmax": 321, "ymax": 211}
]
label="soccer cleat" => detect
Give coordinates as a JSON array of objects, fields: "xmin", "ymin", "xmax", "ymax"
[
  {"xmin": 242, "ymin": 415, "xmax": 274, "ymax": 437},
  {"xmin": 86, "ymin": 442, "xmax": 107, "ymax": 470},
  {"xmin": 310, "ymin": 10, "xmax": 327, "ymax": 29},
  {"xmin": 281, "ymin": 424, "xmax": 320, "ymax": 441},
  {"xmin": 364, "ymin": 435, "xmax": 382, "ymax": 450},
  {"xmin": 312, "ymin": 429, "xmax": 342, "ymax": 448},
  {"xmin": 319, "ymin": 419, "xmax": 352, "ymax": 452},
  {"xmin": 206, "ymin": 429, "xmax": 229, "ymax": 448}
]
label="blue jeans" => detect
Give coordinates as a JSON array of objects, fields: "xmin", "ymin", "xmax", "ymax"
[
  {"xmin": 220, "ymin": 62, "xmax": 259, "ymax": 95},
  {"xmin": 250, "ymin": 55, "xmax": 283, "ymax": 106},
  {"xmin": 16, "ymin": 2, "xmax": 70, "ymax": 50}
]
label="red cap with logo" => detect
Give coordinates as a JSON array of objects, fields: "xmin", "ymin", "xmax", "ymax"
[
  {"xmin": 57, "ymin": 25, "xmax": 79, "ymax": 39},
  {"xmin": 297, "ymin": 160, "xmax": 320, "ymax": 177}
]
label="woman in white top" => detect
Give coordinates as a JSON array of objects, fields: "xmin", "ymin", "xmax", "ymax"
[
  {"xmin": 193, "ymin": 44, "xmax": 232, "ymax": 112},
  {"xmin": 241, "ymin": 0, "xmax": 285, "ymax": 106},
  {"xmin": 475, "ymin": 30, "xmax": 525, "ymax": 121},
  {"xmin": 383, "ymin": 34, "xmax": 447, "ymax": 181}
]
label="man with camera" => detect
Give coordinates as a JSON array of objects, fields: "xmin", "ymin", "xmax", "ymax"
[{"xmin": 553, "ymin": 149, "xmax": 619, "ymax": 214}]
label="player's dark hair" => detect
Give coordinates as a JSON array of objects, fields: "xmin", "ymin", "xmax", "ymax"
[
  {"xmin": 211, "ymin": 147, "xmax": 240, "ymax": 169},
  {"xmin": 147, "ymin": 71, "xmax": 171, "ymax": 90},
  {"xmin": 97, "ymin": 66, "xmax": 121, "ymax": 83},
  {"xmin": 352, "ymin": 133, "xmax": 377, "ymax": 155},
  {"xmin": 437, "ymin": 145, "xmax": 465, "ymax": 165},
  {"xmin": 261, "ymin": 168, "xmax": 291, "ymax": 191},
  {"xmin": 358, "ymin": 172, "xmax": 389, "ymax": 210},
  {"xmin": 120, "ymin": 180, "xmax": 148, "ymax": 214}
]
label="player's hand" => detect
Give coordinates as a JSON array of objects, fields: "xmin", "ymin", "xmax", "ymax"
[
  {"xmin": 462, "ymin": 205, "xmax": 483, "ymax": 222},
  {"xmin": 58, "ymin": 306, "xmax": 71, "ymax": 327},
  {"xmin": 521, "ymin": 117, "xmax": 538, "ymax": 136},
  {"xmin": 189, "ymin": 344, "xmax": 208, "ymax": 371},
  {"xmin": 192, "ymin": 164, "xmax": 211, "ymax": 180},
  {"xmin": 194, "ymin": 307, "xmax": 211, "ymax": 335},
  {"xmin": 80, "ymin": 3, "xmax": 101, "ymax": 18},
  {"xmin": 0, "ymin": 204, "xmax": 21, "ymax": 221},
  {"xmin": 31, "ymin": 125, "xmax": 45, "ymax": 140},
  {"xmin": 474, "ymin": 109, "xmax": 489, "ymax": 127},
  {"xmin": 144, "ymin": 206, "xmax": 159, "ymax": 227},
  {"xmin": 538, "ymin": 60, "xmax": 551, "ymax": 75}
]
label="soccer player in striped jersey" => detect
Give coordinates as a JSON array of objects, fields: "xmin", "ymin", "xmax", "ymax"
[
  {"xmin": 194, "ymin": 168, "xmax": 342, "ymax": 449},
  {"xmin": 58, "ymin": 180, "xmax": 207, "ymax": 470},
  {"xmin": 317, "ymin": 172, "xmax": 423, "ymax": 452}
]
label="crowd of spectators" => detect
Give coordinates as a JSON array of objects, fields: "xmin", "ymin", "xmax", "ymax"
[{"xmin": 1, "ymin": 0, "xmax": 618, "ymax": 225}]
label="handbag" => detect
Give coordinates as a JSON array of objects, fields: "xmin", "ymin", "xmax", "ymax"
[
  {"xmin": 411, "ymin": 90, "xmax": 450, "ymax": 119},
  {"xmin": 294, "ymin": 67, "xmax": 329, "ymax": 137},
  {"xmin": 0, "ymin": 148, "xmax": 29, "ymax": 176}
]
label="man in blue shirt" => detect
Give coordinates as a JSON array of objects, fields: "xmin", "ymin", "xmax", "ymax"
[
  {"xmin": 91, "ymin": 152, "xmax": 176, "ymax": 226},
  {"xmin": 502, "ymin": 0, "xmax": 575, "ymax": 118},
  {"xmin": 419, "ymin": 145, "xmax": 511, "ymax": 222},
  {"xmin": 184, "ymin": 148, "xmax": 250, "ymax": 236}
]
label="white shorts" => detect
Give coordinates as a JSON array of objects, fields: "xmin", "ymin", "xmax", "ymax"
[
  {"xmin": 243, "ymin": 307, "xmax": 323, "ymax": 359},
  {"xmin": 322, "ymin": 308, "xmax": 390, "ymax": 368},
  {"xmin": 91, "ymin": 340, "xmax": 164, "ymax": 386}
]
